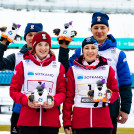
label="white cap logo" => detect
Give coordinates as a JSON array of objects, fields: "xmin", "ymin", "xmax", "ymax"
[
  {"xmin": 30, "ymin": 25, "xmax": 35, "ymax": 30},
  {"xmin": 86, "ymin": 37, "xmax": 92, "ymax": 42},
  {"xmin": 97, "ymin": 16, "xmax": 101, "ymax": 22},
  {"xmin": 42, "ymin": 34, "xmax": 46, "ymax": 40}
]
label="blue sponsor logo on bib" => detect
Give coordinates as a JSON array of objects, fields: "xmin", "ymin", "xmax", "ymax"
[
  {"xmin": 77, "ymin": 76, "xmax": 83, "ymax": 79},
  {"xmin": 28, "ymin": 72, "xmax": 34, "ymax": 75}
]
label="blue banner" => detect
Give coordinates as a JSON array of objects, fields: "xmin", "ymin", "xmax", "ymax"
[
  {"xmin": 8, "ymin": 37, "xmax": 134, "ymax": 49},
  {"xmin": 116, "ymin": 38, "xmax": 134, "ymax": 49}
]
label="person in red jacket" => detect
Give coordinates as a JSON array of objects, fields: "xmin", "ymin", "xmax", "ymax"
[
  {"xmin": 63, "ymin": 37, "xmax": 119, "ymax": 134},
  {"xmin": 10, "ymin": 31, "xmax": 66, "ymax": 134},
  {"xmin": 0, "ymin": 23, "xmax": 43, "ymax": 134}
]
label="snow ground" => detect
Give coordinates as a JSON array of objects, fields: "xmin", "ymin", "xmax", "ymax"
[
  {"xmin": 0, "ymin": 131, "xmax": 64, "ymax": 134},
  {"xmin": 0, "ymin": 132, "xmax": 64, "ymax": 134}
]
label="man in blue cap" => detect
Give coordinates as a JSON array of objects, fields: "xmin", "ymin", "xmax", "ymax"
[
  {"xmin": 58, "ymin": 12, "xmax": 132, "ymax": 134},
  {"xmin": 0, "ymin": 23, "xmax": 43, "ymax": 134}
]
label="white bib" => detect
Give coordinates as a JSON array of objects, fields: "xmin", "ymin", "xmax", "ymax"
[
  {"xmin": 72, "ymin": 65, "xmax": 109, "ymax": 108},
  {"xmin": 21, "ymin": 60, "xmax": 60, "ymax": 97}
]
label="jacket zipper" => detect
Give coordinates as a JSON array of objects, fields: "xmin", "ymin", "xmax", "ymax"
[
  {"xmin": 90, "ymin": 108, "xmax": 92, "ymax": 128},
  {"xmin": 40, "ymin": 63, "xmax": 43, "ymax": 67}
]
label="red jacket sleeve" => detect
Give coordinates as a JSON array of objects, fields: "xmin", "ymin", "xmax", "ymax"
[
  {"xmin": 54, "ymin": 63, "xmax": 66, "ymax": 107},
  {"xmin": 107, "ymin": 66, "xmax": 119, "ymax": 103},
  {"xmin": 10, "ymin": 61, "xmax": 28, "ymax": 106},
  {"xmin": 63, "ymin": 67, "xmax": 75, "ymax": 127}
]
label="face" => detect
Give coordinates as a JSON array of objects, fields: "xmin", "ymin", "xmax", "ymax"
[
  {"xmin": 91, "ymin": 24, "xmax": 109, "ymax": 44},
  {"xmin": 25, "ymin": 32, "xmax": 37, "ymax": 48},
  {"xmin": 83, "ymin": 44, "xmax": 98, "ymax": 62},
  {"xmin": 35, "ymin": 41, "xmax": 50, "ymax": 60}
]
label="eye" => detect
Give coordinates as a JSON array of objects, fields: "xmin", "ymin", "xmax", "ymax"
[
  {"xmin": 45, "ymin": 43, "xmax": 49, "ymax": 47},
  {"xmin": 38, "ymin": 43, "xmax": 42, "ymax": 46},
  {"xmin": 94, "ymin": 27, "xmax": 98, "ymax": 30},
  {"xmin": 101, "ymin": 26, "xmax": 105, "ymax": 29},
  {"xmin": 92, "ymin": 47, "xmax": 96, "ymax": 49},
  {"xmin": 84, "ymin": 47, "xmax": 89, "ymax": 49}
]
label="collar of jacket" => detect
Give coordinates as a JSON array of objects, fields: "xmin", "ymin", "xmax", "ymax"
[
  {"xmin": 19, "ymin": 44, "xmax": 32, "ymax": 54},
  {"xmin": 23, "ymin": 51, "xmax": 56, "ymax": 67},
  {"xmin": 73, "ymin": 56, "xmax": 107, "ymax": 70},
  {"xmin": 99, "ymin": 34, "xmax": 117, "ymax": 51}
]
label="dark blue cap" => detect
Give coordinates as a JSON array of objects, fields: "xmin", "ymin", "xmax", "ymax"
[
  {"xmin": 82, "ymin": 37, "xmax": 98, "ymax": 50},
  {"xmin": 24, "ymin": 23, "xmax": 43, "ymax": 40},
  {"xmin": 91, "ymin": 12, "xmax": 109, "ymax": 27}
]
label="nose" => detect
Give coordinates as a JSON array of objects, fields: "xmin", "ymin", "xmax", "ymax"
[
  {"xmin": 96, "ymin": 28, "xmax": 102, "ymax": 32},
  {"xmin": 88, "ymin": 48, "xmax": 92, "ymax": 52}
]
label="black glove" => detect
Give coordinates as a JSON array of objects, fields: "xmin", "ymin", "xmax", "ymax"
[
  {"xmin": 28, "ymin": 94, "xmax": 34, "ymax": 102},
  {"xmin": 64, "ymin": 125, "xmax": 72, "ymax": 130}
]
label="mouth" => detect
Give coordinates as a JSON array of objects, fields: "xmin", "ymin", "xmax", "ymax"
[
  {"xmin": 96, "ymin": 34, "xmax": 102, "ymax": 38},
  {"xmin": 39, "ymin": 50, "xmax": 47, "ymax": 53},
  {"xmin": 87, "ymin": 54, "xmax": 94, "ymax": 57}
]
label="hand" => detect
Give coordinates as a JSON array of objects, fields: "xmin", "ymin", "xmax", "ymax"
[
  {"xmin": 57, "ymin": 39, "xmax": 71, "ymax": 49},
  {"xmin": 64, "ymin": 127, "xmax": 72, "ymax": 134},
  {"xmin": 1, "ymin": 39, "xmax": 9, "ymax": 46},
  {"xmin": 43, "ymin": 101, "xmax": 54, "ymax": 109},
  {"xmin": 27, "ymin": 100, "xmax": 41, "ymax": 109},
  {"xmin": 0, "ymin": 26, "xmax": 9, "ymax": 45},
  {"xmin": 105, "ymin": 89, "xmax": 112, "ymax": 100},
  {"xmin": 117, "ymin": 111, "xmax": 128, "ymax": 124}
]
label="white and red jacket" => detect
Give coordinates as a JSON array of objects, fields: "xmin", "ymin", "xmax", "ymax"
[
  {"xmin": 63, "ymin": 56, "xmax": 119, "ymax": 129},
  {"xmin": 10, "ymin": 52, "xmax": 66, "ymax": 127}
]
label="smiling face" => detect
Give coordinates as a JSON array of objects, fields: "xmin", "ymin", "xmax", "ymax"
[
  {"xmin": 83, "ymin": 44, "xmax": 98, "ymax": 62},
  {"xmin": 35, "ymin": 41, "xmax": 50, "ymax": 60},
  {"xmin": 91, "ymin": 24, "xmax": 109, "ymax": 44},
  {"xmin": 25, "ymin": 32, "xmax": 37, "ymax": 48}
]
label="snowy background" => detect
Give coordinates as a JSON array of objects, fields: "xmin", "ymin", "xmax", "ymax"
[
  {"xmin": 1, "ymin": 8, "xmax": 134, "ymax": 73},
  {"xmin": 1, "ymin": 8, "xmax": 134, "ymax": 38},
  {"xmin": 0, "ymin": 2, "xmax": 134, "ymax": 132}
]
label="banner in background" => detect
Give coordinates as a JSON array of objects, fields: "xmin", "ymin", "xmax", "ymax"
[{"xmin": 8, "ymin": 37, "xmax": 134, "ymax": 49}]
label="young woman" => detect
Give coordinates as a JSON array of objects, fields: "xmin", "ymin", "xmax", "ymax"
[
  {"xmin": 10, "ymin": 31, "xmax": 66, "ymax": 134},
  {"xmin": 0, "ymin": 23, "xmax": 43, "ymax": 134},
  {"xmin": 59, "ymin": 12, "xmax": 132, "ymax": 134},
  {"xmin": 63, "ymin": 37, "xmax": 119, "ymax": 134}
]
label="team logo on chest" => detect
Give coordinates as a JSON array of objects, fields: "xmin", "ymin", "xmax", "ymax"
[
  {"xmin": 111, "ymin": 48, "xmax": 116, "ymax": 53},
  {"xmin": 52, "ymin": 61, "xmax": 57, "ymax": 68}
]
